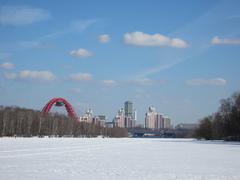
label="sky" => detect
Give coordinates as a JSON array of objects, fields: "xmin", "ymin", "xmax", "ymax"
[{"xmin": 0, "ymin": 0, "xmax": 240, "ymax": 125}]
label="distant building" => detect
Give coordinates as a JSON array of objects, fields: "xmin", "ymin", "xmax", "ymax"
[
  {"xmin": 79, "ymin": 109, "xmax": 106, "ymax": 127},
  {"xmin": 163, "ymin": 117, "xmax": 171, "ymax": 129},
  {"xmin": 155, "ymin": 114, "xmax": 164, "ymax": 129},
  {"xmin": 125, "ymin": 116, "xmax": 136, "ymax": 128},
  {"xmin": 114, "ymin": 108, "xmax": 125, "ymax": 128},
  {"xmin": 145, "ymin": 106, "xmax": 157, "ymax": 129},
  {"xmin": 124, "ymin": 101, "xmax": 133, "ymax": 118},
  {"xmin": 145, "ymin": 106, "xmax": 172, "ymax": 130},
  {"xmin": 95, "ymin": 115, "xmax": 106, "ymax": 127},
  {"xmin": 175, "ymin": 123, "xmax": 198, "ymax": 138},
  {"xmin": 79, "ymin": 109, "xmax": 93, "ymax": 123},
  {"xmin": 114, "ymin": 101, "xmax": 136, "ymax": 128},
  {"xmin": 175, "ymin": 123, "xmax": 198, "ymax": 130},
  {"xmin": 133, "ymin": 109, "xmax": 137, "ymax": 121},
  {"xmin": 92, "ymin": 116, "xmax": 100, "ymax": 125}
]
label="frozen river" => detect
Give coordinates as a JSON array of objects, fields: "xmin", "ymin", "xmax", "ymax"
[{"xmin": 0, "ymin": 138, "xmax": 240, "ymax": 180}]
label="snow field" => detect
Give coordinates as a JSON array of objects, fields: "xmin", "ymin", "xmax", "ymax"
[{"xmin": 0, "ymin": 138, "xmax": 240, "ymax": 180}]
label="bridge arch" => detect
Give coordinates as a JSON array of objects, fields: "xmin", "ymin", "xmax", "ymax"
[{"xmin": 42, "ymin": 98, "xmax": 78, "ymax": 119}]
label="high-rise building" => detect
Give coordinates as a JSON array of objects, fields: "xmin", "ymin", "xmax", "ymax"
[
  {"xmin": 155, "ymin": 114, "xmax": 164, "ymax": 129},
  {"xmin": 96, "ymin": 115, "xmax": 107, "ymax": 127},
  {"xmin": 145, "ymin": 106, "xmax": 172, "ymax": 130},
  {"xmin": 114, "ymin": 108, "xmax": 125, "ymax": 128},
  {"xmin": 124, "ymin": 101, "xmax": 133, "ymax": 118},
  {"xmin": 125, "ymin": 116, "xmax": 133, "ymax": 128},
  {"xmin": 163, "ymin": 117, "xmax": 171, "ymax": 129},
  {"xmin": 145, "ymin": 106, "xmax": 157, "ymax": 129},
  {"xmin": 114, "ymin": 101, "xmax": 136, "ymax": 128},
  {"xmin": 133, "ymin": 109, "xmax": 137, "ymax": 121}
]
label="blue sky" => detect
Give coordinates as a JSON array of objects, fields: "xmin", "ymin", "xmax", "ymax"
[{"xmin": 0, "ymin": 0, "xmax": 240, "ymax": 125}]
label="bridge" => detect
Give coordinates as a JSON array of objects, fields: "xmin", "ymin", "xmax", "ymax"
[
  {"xmin": 42, "ymin": 97, "xmax": 78, "ymax": 119},
  {"xmin": 128, "ymin": 128, "xmax": 176, "ymax": 138}
]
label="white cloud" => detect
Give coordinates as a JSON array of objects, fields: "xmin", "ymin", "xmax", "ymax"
[
  {"xmin": 4, "ymin": 70, "xmax": 55, "ymax": 81},
  {"xmin": 186, "ymin": 78, "xmax": 227, "ymax": 86},
  {"xmin": 101, "ymin": 80, "xmax": 116, "ymax": 86},
  {"xmin": 0, "ymin": 6, "xmax": 51, "ymax": 26},
  {"xmin": 0, "ymin": 62, "xmax": 15, "ymax": 69},
  {"xmin": 99, "ymin": 34, "xmax": 110, "ymax": 43},
  {"xmin": 124, "ymin": 31, "xmax": 188, "ymax": 48},
  {"xmin": 131, "ymin": 78, "xmax": 164, "ymax": 86},
  {"xmin": 70, "ymin": 48, "xmax": 93, "ymax": 58},
  {"xmin": 211, "ymin": 36, "xmax": 240, "ymax": 45},
  {"xmin": 70, "ymin": 19, "xmax": 98, "ymax": 32},
  {"xmin": 69, "ymin": 73, "xmax": 93, "ymax": 81}
]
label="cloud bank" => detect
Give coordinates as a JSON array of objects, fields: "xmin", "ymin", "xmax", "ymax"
[
  {"xmin": 124, "ymin": 31, "xmax": 188, "ymax": 48},
  {"xmin": 69, "ymin": 73, "xmax": 93, "ymax": 81},
  {"xmin": 0, "ymin": 62, "xmax": 15, "ymax": 69},
  {"xmin": 101, "ymin": 80, "xmax": 116, "ymax": 86},
  {"xmin": 99, "ymin": 34, "xmax": 110, "ymax": 43},
  {"xmin": 211, "ymin": 36, "xmax": 240, "ymax": 45},
  {"xmin": 0, "ymin": 6, "xmax": 51, "ymax": 26},
  {"xmin": 186, "ymin": 78, "xmax": 227, "ymax": 86},
  {"xmin": 70, "ymin": 48, "xmax": 93, "ymax": 58},
  {"xmin": 131, "ymin": 78, "xmax": 165, "ymax": 86},
  {"xmin": 5, "ymin": 70, "xmax": 55, "ymax": 81}
]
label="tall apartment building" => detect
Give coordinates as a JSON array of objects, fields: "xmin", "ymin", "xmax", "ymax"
[
  {"xmin": 133, "ymin": 109, "xmax": 137, "ymax": 121},
  {"xmin": 145, "ymin": 106, "xmax": 172, "ymax": 130},
  {"xmin": 155, "ymin": 114, "xmax": 164, "ymax": 129},
  {"xmin": 145, "ymin": 106, "xmax": 157, "ymax": 129},
  {"xmin": 95, "ymin": 115, "xmax": 107, "ymax": 127},
  {"xmin": 114, "ymin": 101, "xmax": 136, "ymax": 128},
  {"xmin": 163, "ymin": 117, "xmax": 171, "ymax": 129},
  {"xmin": 114, "ymin": 108, "xmax": 125, "ymax": 128},
  {"xmin": 125, "ymin": 116, "xmax": 135, "ymax": 128},
  {"xmin": 124, "ymin": 101, "xmax": 133, "ymax": 118}
]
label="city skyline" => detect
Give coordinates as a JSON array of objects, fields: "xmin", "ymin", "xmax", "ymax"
[
  {"xmin": 0, "ymin": 0, "xmax": 240, "ymax": 124},
  {"xmin": 75, "ymin": 100, "xmax": 174, "ymax": 128}
]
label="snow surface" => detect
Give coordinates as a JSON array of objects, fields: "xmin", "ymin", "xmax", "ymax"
[{"xmin": 0, "ymin": 138, "xmax": 240, "ymax": 180}]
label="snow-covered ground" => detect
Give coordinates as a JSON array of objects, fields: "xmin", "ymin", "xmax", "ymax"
[{"xmin": 0, "ymin": 138, "xmax": 240, "ymax": 180}]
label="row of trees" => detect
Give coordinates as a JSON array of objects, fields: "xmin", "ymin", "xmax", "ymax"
[
  {"xmin": 0, "ymin": 106, "xmax": 128, "ymax": 137},
  {"xmin": 195, "ymin": 92, "xmax": 240, "ymax": 140}
]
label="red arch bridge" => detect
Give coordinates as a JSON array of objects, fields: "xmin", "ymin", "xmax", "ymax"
[{"xmin": 42, "ymin": 98, "xmax": 78, "ymax": 119}]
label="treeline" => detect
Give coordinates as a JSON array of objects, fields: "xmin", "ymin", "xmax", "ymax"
[
  {"xmin": 195, "ymin": 92, "xmax": 240, "ymax": 140},
  {"xmin": 0, "ymin": 106, "xmax": 128, "ymax": 137}
]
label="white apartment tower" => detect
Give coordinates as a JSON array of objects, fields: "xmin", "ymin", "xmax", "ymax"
[
  {"xmin": 145, "ymin": 106, "xmax": 157, "ymax": 129},
  {"xmin": 163, "ymin": 117, "xmax": 171, "ymax": 129},
  {"xmin": 145, "ymin": 106, "xmax": 171, "ymax": 130},
  {"xmin": 114, "ymin": 108, "xmax": 125, "ymax": 128}
]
